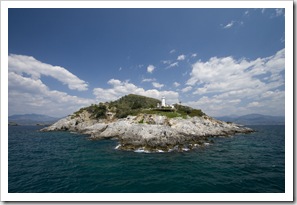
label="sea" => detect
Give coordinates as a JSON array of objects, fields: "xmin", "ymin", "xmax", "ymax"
[{"xmin": 8, "ymin": 125, "xmax": 285, "ymax": 193}]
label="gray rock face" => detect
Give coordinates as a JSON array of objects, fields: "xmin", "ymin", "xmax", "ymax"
[{"xmin": 41, "ymin": 112, "xmax": 253, "ymax": 152}]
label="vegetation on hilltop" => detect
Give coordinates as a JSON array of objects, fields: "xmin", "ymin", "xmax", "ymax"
[
  {"xmin": 110, "ymin": 94, "xmax": 161, "ymax": 118},
  {"xmin": 142, "ymin": 104, "xmax": 205, "ymax": 119},
  {"xmin": 72, "ymin": 94, "xmax": 205, "ymax": 120}
]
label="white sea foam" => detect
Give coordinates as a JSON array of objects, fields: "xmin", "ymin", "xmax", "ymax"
[
  {"xmin": 204, "ymin": 142, "xmax": 210, "ymax": 146},
  {"xmin": 70, "ymin": 131, "xmax": 78, "ymax": 134},
  {"xmin": 134, "ymin": 148, "xmax": 151, "ymax": 153},
  {"xmin": 168, "ymin": 145, "xmax": 179, "ymax": 152},
  {"xmin": 134, "ymin": 149, "xmax": 144, "ymax": 153},
  {"xmin": 114, "ymin": 144, "xmax": 121, "ymax": 149}
]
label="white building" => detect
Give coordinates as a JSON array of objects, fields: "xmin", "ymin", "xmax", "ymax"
[{"xmin": 161, "ymin": 96, "xmax": 166, "ymax": 107}]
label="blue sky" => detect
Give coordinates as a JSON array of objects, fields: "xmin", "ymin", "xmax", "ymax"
[{"xmin": 8, "ymin": 8, "xmax": 285, "ymax": 117}]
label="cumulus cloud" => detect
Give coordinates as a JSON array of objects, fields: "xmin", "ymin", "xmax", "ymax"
[
  {"xmin": 8, "ymin": 54, "xmax": 94, "ymax": 117},
  {"xmin": 187, "ymin": 48, "xmax": 284, "ymax": 89},
  {"xmin": 185, "ymin": 96, "xmax": 246, "ymax": 117},
  {"xmin": 8, "ymin": 72, "xmax": 95, "ymax": 117},
  {"xmin": 9, "ymin": 54, "xmax": 88, "ymax": 91},
  {"xmin": 147, "ymin": 65, "xmax": 155, "ymax": 73},
  {"xmin": 93, "ymin": 79, "xmax": 179, "ymax": 104},
  {"xmin": 185, "ymin": 48, "xmax": 285, "ymax": 116},
  {"xmin": 177, "ymin": 55, "xmax": 186, "ymax": 61},
  {"xmin": 152, "ymin": 82, "xmax": 164, "ymax": 89}
]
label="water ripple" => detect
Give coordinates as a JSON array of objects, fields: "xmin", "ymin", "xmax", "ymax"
[{"xmin": 8, "ymin": 125, "xmax": 285, "ymax": 193}]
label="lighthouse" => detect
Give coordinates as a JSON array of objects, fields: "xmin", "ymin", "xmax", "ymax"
[{"xmin": 161, "ymin": 96, "xmax": 166, "ymax": 107}]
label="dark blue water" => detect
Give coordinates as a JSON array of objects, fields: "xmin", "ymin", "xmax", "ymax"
[{"xmin": 8, "ymin": 125, "xmax": 285, "ymax": 193}]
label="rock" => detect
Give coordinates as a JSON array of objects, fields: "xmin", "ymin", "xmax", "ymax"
[{"xmin": 41, "ymin": 113, "xmax": 254, "ymax": 152}]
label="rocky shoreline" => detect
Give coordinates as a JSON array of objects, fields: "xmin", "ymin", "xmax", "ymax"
[{"xmin": 41, "ymin": 110, "xmax": 254, "ymax": 153}]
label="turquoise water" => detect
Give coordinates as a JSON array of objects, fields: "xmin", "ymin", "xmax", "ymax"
[{"xmin": 8, "ymin": 125, "xmax": 285, "ymax": 193}]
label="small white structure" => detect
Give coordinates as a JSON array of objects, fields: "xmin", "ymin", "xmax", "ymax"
[{"xmin": 161, "ymin": 96, "xmax": 166, "ymax": 107}]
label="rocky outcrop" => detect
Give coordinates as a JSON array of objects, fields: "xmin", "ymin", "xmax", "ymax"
[{"xmin": 41, "ymin": 111, "xmax": 254, "ymax": 153}]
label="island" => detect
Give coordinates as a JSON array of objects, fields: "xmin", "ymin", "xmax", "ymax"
[{"xmin": 41, "ymin": 94, "xmax": 254, "ymax": 153}]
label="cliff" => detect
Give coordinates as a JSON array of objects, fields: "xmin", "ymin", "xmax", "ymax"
[{"xmin": 41, "ymin": 94, "xmax": 253, "ymax": 152}]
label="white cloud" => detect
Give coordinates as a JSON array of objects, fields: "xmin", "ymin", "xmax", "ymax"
[
  {"xmin": 142, "ymin": 78, "xmax": 156, "ymax": 83},
  {"xmin": 185, "ymin": 48, "xmax": 285, "ymax": 116},
  {"xmin": 222, "ymin": 20, "xmax": 243, "ymax": 29},
  {"xmin": 170, "ymin": 49, "xmax": 176, "ymax": 54},
  {"xmin": 9, "ymin": 72, "xmax": 95, "ymax": 117},
  {"xmin": 108, "ymin": 79, "xmax": 122, "ymax": 86},
  {"xmin": 256, "ymin": 8, "xmax": 284, "ymax": 18},
  {"xmin": 147, "ymin": 65, "xmax": 155, "ymax": 73},
  {"xmin": 93, "ymin": 79, "xmax": 179, "ymax": 104},
  {"xmin": 191, "ymin": 53, "xmax": 197, "ymax": 58},
  {"xmin": 182, "ymin": 71, "xmax": 188, "ymax": 76},
  {"xmin": 9, "ymin": 54, "xmax": 88, "ymax": 91},
  {"xmin": 173, "ymin": 82, "xmax": 180, "ymax": 87},
  {"xmin": 177, "ymin": 55, "xmax": 186, "ymax": 61},
  {"xmin": 275, "ymin": 8, "xmax": 284, "ymax": 17},
  {"xmin": 223, "ymin": 21, "xmax": 235, "ymax": 29},
  {"xmin": 162, "ymin": 60, "xmax": 171, "ymax": 64},
  {"xmin": 152, "ymin": 82, "xmax": 164, "ymax": 89},
  {"xmin": 280, "ymin": 36, "xmax": 285, "ymax": 43},
  {"xmin": 8, "ymin": 54, "xmax": 94, "ymax": 117},
  {"xmin": 187, "ymin": 49, "xmax": 284, "ymax": 89},
  {"xmin": 248, "ymin": 101, "xmax": 261, "ymax": 107},
  {"xmin": 181, "ymin": 86, "xmax": 192, "ymax": 93},
  {"xmin": 185, "ymin": 96, "xmax": 246, "ymax": 117},
  {"xmin": 166, "ymin": 62, "xmax": 179, "ymax": 69}
]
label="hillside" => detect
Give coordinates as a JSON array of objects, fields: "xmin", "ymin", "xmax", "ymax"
[
  {"xmin": 72, "ymin": 94, "xmax": 205, "ymax": 120},
  {"xmin": 8, "ymin": 114, "xmax": 60, "ymax": 125}
]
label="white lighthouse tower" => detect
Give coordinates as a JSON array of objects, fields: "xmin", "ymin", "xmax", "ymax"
[{"xmin": 161, "ymin": 96, "xmax": 166, "ymax": 107}]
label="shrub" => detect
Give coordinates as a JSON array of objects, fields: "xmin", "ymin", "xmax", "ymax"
[{"xmin": 189, "ymin": 109, "xmax": 205, "ymax": 117}]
